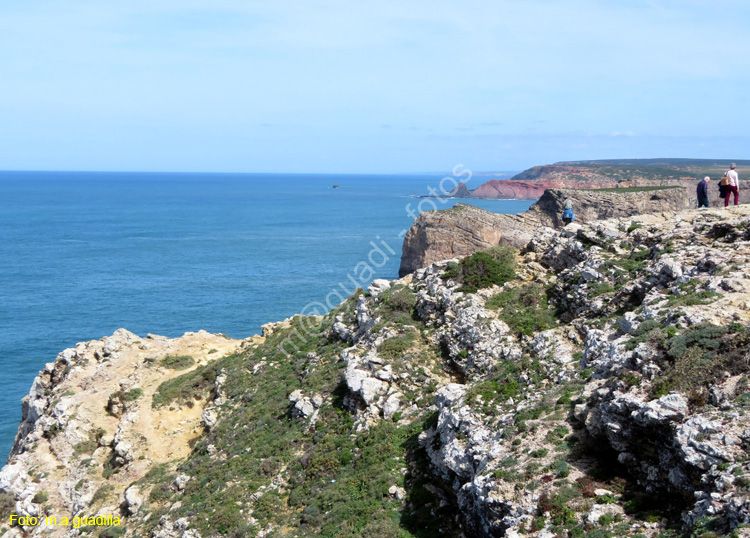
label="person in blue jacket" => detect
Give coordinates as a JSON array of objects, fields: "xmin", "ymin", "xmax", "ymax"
[
  {"xmin": 562, "ymin": 196, "xmax": 575, "ymax": 225},
  {"xmin": 696, "ymin": 176, "xmax": 710, "ymax": 208}
]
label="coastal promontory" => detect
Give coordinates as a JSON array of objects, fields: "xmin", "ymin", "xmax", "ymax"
[
  {"xmin": 4, "ymin": 204, "xmax": 750, "ymax": 538},
  {"xmin": 450, "ymin": 159, "xmax": 749, "ymax": 200}
]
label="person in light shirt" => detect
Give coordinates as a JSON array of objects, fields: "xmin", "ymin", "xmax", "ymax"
[{"xmin": 724, "ymin": 163, "xmax": 740, "ymax": 207}]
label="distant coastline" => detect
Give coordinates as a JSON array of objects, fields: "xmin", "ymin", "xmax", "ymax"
[{"xmin": 417, "ymin": 158, "xmax": 750, "ymax": 201}]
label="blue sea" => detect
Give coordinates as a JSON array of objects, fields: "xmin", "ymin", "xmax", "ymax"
[{"xmin": 0, "ymin": 171, "xmax": 534, "ymax": 460}]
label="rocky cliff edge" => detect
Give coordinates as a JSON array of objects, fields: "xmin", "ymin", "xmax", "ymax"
[{"xmin": 3, "ymin": 205, "xmax": 750, "ymax": 538}]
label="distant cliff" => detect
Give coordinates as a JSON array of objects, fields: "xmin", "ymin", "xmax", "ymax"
[
  {"xmin": 447, "ymin": 158, "xmax": 747, "ymax": 200},
  {"xmin": 447, "ymin": 178, "xmax": 617, "ymax": 200},
  {"xmin": 399, "ymin": 186, "xmax": 691, "ymax": 276}
]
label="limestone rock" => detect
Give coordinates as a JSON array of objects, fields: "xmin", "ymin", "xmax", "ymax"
[
  {"xmin": 368, "ymin": 279, "xmax": 391, "ymax": 297},
  {"xmin": 124, "ymin": 485, "xmax": 142, "ymax": 515}
]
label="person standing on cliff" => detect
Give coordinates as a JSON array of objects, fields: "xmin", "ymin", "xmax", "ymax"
[
  {"xmin": 562, "ymin": 196, "xmax": 575, "ymax": 225},
  {"xmin": 725, "ymin": 163, "xmax": 740, "ymax": 207},
  {"xmin": 697, "ymin": 176, "xmax": 710, "ymax": 208}
]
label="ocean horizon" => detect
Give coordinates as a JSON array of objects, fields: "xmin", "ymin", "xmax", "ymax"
[{"xmin": 0, "ymin": 170, "xmax": 534, "ymax": 460}]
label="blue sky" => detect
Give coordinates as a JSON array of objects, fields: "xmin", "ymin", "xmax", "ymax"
[{"xmin": 1, "ymin": 0, "xmax": 748, "ymax": 173}]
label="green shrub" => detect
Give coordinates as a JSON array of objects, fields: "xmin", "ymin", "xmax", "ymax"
[
  {"xmin": 648, "ymin": 322, "xmax": 750, "ymax": 402},
  {"xmin": 589, "ymin": 282, "xmax": 616, "ymax": 296},
  {"xmin": 443, "ymin": 246, "xmax": 516, "ymax": 293},
  {"xmin": 121, "ymin": 388, "xmax": 142, "ymax": 401},
  {"xmin": 106, "ymin": 388, "xmax": 143, "ymax": 416},
  {"xmin": 149, "ymin": 483, "xmax": 173, "ymax": 503},
  {"xmin": 385, "ymin": 287, "xmax": 417, "ymax": 313},
  {"xmin": 666, "ymin": 280, "xmax": 721, "ymax": 307},
  {"xmin": 547, "ymin": 425, "xmax": 569, "ymax": 440},
  {"xmin": 625, "ymin": 320, "xmax": 665, "ymax": 350},
  {"xmin": 599, "ymin": 513, "xmax": 615, "ymax": 526},
  {"xmin": 467, "ymin": 379, "xmax": 520, "ymax": 406},
  {"xmin": 32, "ymin": 491, "xmax": 48, "ymax": 504},
  {"xmin": 537, "ymin": 488, "xmax": 578, "ymax": 525},
  {"xmin": 161, "ymin": 354, "xmax": 195, "ymax": 370},
  {"xmin": 553, "ymin": 460, "xmax": 571, "ymax": 478}
]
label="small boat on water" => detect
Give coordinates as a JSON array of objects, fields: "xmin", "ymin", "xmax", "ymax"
[{"xmin": 332, "ymin": 184, "xmax": 340, "ymax": 188}]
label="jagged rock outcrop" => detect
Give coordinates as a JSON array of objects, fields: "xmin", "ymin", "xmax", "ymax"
[
  {"xmin": 399, "ymin": 187, "xmax": 691, "ymax": 276},
  {"xmin": 448, "ymin": 182, "xmax": 473, "ymax": 198},
  {"xmin": 398, "ymin": 203, "xmax": 545, "ymax": 277}
]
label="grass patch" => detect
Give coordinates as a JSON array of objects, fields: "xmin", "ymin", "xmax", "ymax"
[
  {"xmin": 377, "ymin": 334, "xmax": 416, "ymax": 359},
  {"xmin": 486, "ymin": 283, "xmax": 558, "ymax": 336},
  {"xmin": 99, "ymin": 527, "xmax": 126, "ymax": 538},
  {"xmin": 537, "ymin": 487, "xmax": 580, "ymax": 526},
  {"xmin": 74, "ymin": 428, "xmax": 107, "ymax": 455},
  {"xmin": 371, "ymin": 286, "xmax": 422, "ymax": 332},
  {"xmin": 91, "ymin": 484, "xmax": 115, "ymax": 505},
  {"xmin": 666, "ymin": 279, "xmax": 721, "ymax": 307},
  {"xmin": 466, "ymin": 377, "xmax": 520, "ymax": 414},
  {"xmin": 0, "ymin": 492, "xmax": 14, "ymax": 520},
  {"xmin": 599, "ymin": 247, "xmax": 650, "ymax": 282},
  {"xmin": 152, "ymin": 362, "xmax": 221, "ymax": 409}
]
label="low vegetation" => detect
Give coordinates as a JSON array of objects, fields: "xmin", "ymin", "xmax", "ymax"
[
  {"xmin": 649, "ymin": 322, "xmax": 750, "ymax": 403},
  {"xmin": 443, "ymin": 245, "xmax": 516, "ymax": 293},
  {"xmin": 135, "ymin": 305, "xmax": 453, "ymax": 538},
  {"xmin": 152, "ymin": 362, "xmax": 220, "ymax": 409},
  {"xmin": 160, "ymin": 354, "xmax": 196, "ymax": 370},
  {"xmin": 486, "ymin": 282, "xmax": 559, "ymax": 336}
]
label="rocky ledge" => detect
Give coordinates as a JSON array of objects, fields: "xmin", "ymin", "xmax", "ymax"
[
  {"xmin": 399, "ymin": 186, "xmax": 692, "ymax": 276},
  {"xmin": 3, "ymin": 205, "xmax": 750, "ymax": 538}
]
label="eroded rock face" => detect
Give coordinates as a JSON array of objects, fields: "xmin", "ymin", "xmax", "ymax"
[
  {"xmin": 0, "ymin": 329, "xmax": 246, "ymax": 538},
  {"xmin": 398, "ymin": 204, "xmax": 542, "ymax": 277},
  {"xmin": 528, "ymin": 187, "xmax": 692, "ymax": 229}
]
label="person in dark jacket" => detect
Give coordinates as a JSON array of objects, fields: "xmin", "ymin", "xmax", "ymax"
[{"xmin": 697, "ymin": 176, "xmax": 710, "ymax": 208}]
